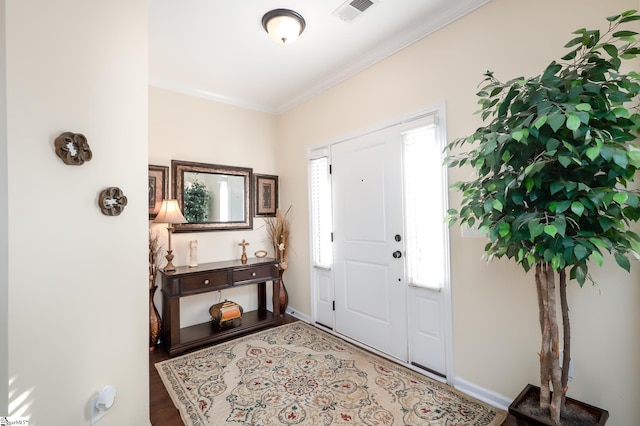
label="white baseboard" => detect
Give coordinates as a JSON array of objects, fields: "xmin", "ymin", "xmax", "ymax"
[
  {"xmin": 454, "ymin": 377, "xmax": 512, "ymax": 410},
  {"xmin": 285, "ymin": 306, "xmax": 311, "ymax": 323}
]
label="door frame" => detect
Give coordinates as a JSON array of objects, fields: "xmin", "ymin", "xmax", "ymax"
[{"xmin": 307, "ymin": 103, "xmax": 455, "ymax": 384}]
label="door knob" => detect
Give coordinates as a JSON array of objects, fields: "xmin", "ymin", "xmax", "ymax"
[{"xmin": 392, "ymin": 250, "xmax": 402, "ymax": 259}]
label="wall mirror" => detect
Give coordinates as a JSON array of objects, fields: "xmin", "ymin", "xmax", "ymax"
[{"xmin": 171, "ymin": 160, "xmax": 253, "ymax": 232}]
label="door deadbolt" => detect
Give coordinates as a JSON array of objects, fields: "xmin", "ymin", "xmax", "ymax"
[
  {"xmin": 392, "ymin": 250, "xmax": 402, "ymax": 259},
  {"xmin": 394, "ymin": 234, "xmax": 402, "ymax": 242}
]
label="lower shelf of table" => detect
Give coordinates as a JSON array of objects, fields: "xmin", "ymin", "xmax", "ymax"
[{"xmin": 165, "ymin": 309, "xmax": 285, "ymax": 357}]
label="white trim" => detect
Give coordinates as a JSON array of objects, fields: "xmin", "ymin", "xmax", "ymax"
[
  {"xmin": 454, "ymin": 377, "xmax": 513, "ymax": 410},
  {"xmin": 149, "ymin": 81, "xmax": 278, "ymax": 115},
  {"xmin": 438, "ymin": 103, "xmax": 456, "ymax": 384},
  {"xmin": 307, "ymin": 147, "xmax": 329, "ymax": 161},
  {"xmin": 286, "ymin": 307, "xmax": 311, "ymax": 324},
  {"xmin": 313, "ymin": 103, "xmax": 445, "ymax": 149}
]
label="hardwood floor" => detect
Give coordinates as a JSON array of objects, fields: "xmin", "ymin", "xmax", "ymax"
[
  {"xmin": 149, "ymin": 318, "xmax": 518, "ymax": 426},
  {"xmin": 149, "ymin": 345, "xmax": 183, "ymax": 426}
]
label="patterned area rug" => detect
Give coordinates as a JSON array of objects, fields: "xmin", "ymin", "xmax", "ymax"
[{"xmin": 156, "ymin": 322, "xmax": 506, "ymax": 425}]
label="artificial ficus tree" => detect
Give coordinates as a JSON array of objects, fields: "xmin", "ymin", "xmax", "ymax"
[{"xmin": 446, "ymin": 11, "xmax": 640, "ymax": 425}]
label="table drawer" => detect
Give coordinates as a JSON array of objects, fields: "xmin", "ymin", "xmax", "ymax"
[
  {"xmin": 181, "ymin": 270, "xmax": 229, "ymax": 294},
  {"xmin": 233, "ymin": 265, "xmax": 274, "ymax": 284}
]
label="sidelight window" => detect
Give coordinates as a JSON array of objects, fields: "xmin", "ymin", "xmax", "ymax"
[
  {"xmin": 309, "ymin": 154, "xmax": 332, "ymax": 268},
  {"xmin": 402, "ymin": 118, "xmax": 447, "ymax": 290}
]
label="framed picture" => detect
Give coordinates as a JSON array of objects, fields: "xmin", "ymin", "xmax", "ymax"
[
  {"xmin": 149, "ymin": 164, "xmax": 169, "ymax": 219},
  {"xmin": 255, "ymin": 174, "xmax": 278, "ymax": 216}
]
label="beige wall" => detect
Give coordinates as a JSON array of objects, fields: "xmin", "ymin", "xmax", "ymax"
[
  {"xmin": 276, "ymin": 0, "xmax": 640, "ymax": 424},
  {"xmin": 5, "ymin": 1, "xmax": 149, "ymax": 424},
  {"xmin": 149, "ymin": 87, "xmax": 280, "ymax": 325}
]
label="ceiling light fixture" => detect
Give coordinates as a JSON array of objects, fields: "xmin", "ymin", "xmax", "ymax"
[{"xmin": 262, "ymin": 9, "xmax": 306, "ymax": 45}]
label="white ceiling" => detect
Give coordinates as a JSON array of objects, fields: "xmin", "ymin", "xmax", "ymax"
[{"xmin": 149, "ymin": 0, "xmax": 490, "ymax": 114}]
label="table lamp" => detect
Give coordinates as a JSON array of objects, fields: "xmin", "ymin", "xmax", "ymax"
[{"xmin": 153, "ymin": 199, "xmax": 187, "ymax": 272}]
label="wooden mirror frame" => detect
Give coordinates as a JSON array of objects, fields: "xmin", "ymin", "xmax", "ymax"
[{"xmin": 171, "ymin": 160, "xmax": 253, "ymax": 232}]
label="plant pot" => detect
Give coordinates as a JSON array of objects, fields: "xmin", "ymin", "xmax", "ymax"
[{"xmin": 508, "ymin": 384, "xmax": 608, "ymax": 426}]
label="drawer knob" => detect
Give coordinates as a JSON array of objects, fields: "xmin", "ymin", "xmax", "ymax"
[
  {"xmin": 203, "ymin": 279, "xmax": 210, "ymax": 285},
  {"xmin": 251, "ymin": 272, "xmax": 257, "ymax": 277}
]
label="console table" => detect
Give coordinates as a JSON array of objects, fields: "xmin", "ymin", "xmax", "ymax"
[{"xmin": 160, "ymin": 257, "xmax": 284, "ymax": 357}]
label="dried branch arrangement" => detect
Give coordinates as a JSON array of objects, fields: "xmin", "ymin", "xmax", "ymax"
[{"xmin": 264, "ymin": 206, "xmax": 291, "ymax": 270}]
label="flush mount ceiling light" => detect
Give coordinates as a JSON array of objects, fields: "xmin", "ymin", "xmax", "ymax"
[{"xmin": 262, "ymin": 9, "xmax": 306, "ymax": 45}]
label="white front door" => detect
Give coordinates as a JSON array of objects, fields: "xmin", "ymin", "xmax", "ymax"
[{"xmin": 331, "ymin": 128, "xmax": 408, "ymax": 361}]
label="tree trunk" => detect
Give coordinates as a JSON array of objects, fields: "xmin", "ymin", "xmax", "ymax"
[
  {"xmin": 535, "ymin": 262, "xmax": 567, "ymax": 425},
  {"xmin": 536, "ymin": 263, "xmax": 551, "ymax": 411},
  {"xmin": 546, "ymin": 264, "xmax": 563, "ymax": 425},
  {"xmin": 559, "ymin": 269, "xmax": 570, "ymax": 413}
]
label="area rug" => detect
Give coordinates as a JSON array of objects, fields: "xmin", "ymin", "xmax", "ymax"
[{"xmin": 155, "ymin": 322, "xmax": 506, "ymax": 425}]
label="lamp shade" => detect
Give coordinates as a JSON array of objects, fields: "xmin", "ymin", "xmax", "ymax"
[
  {"xmin": 153, "ymin": 199, "xmax": 187, "ymax": 224},
  {"xmin": 262, "ymin": 9, "xmax": 306, "ymax": 44}
]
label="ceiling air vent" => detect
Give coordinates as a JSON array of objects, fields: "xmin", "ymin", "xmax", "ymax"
[{"xmin": 332, "ymin": 0, "xmax": 378, "ymax": 22}]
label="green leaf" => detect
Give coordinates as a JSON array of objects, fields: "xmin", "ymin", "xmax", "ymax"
[
  {"xmin": 492, "ymin": 199, "xmax": 504, "ymax": 212},
  {"xmin": 511, "ymin": 192, "xmax": 524, "ymax": 205},
  {"xmin": 558, "ymin": 155, "xmax": 572, "ymax": 168},
  {"xmin": 546, "ymin": 138, "xmax": 560, "ymax": 152},
  {"xmin": 575, "ymin": 103, "xmax": 592, "ymax": 111},
  {"xmin": 613, "ymin": 30, "xmax": 638, "ymax": 37},
  {"xmin": 589, "ymin": 237, "xmax": 610, "ymax": 249},
  {"xmin": 628, "ymin": 149, "xmax": 640, "ymax": 167},
  {"xmin": 613, "ymin": 107, "xmax": 630, "ymax": 118},
  {"xmin": 534, "ymin": 115, "xmax": 548, "ymax": 129},
  {"xmin": 529, "ymin": 222, "xmax": 545, "ymax": 240},
  {"xmin": 483, "ymin": 199, "xmax": 493, "ymax": 213},
  {"xmin": 498, "ymin": 222, "xmax": 510, "ymax": 238},
  {"xmin": 553, "ymin": 217, "xmax": 567, "ymax": 236},
  {"xmin": 550, "ymin": 181, "xmax": 565, "ymax": 195},
  {"xmin": 566, "ymin": 114, "xmax": 581, "ymax": 131},
  {"xmin": 527, "ymin": 254, "xmax": 536, "ymax": 267},
  {"xmin": 512, "ymin": 131, "xmax": 524, "ymax": 142},
  {"xmin": 574, "ymin": 264, "xmax": 586, "ymax": 286},
  {"xmin": 620, "ymin": 15, "xmax": 640, "ymax": 23},
  {"xmin": 614, "ymin": 252, "xmax": 631, "ymax": 272},
  {"xmin": 544, "ymin": 224, "xmax": 558, "ymax": 237},
  {"xmin": 525, "ymin": 177, "xmax": 535, "ymax": 192},
  {"xmin": 555, "ymin": 200, "xmax": 571, "ymax": 213},
  {"xmin": 599, "ymin": 217, "xmax": 614, "ymax": 232},
  {"xmin": 574, "ymin": 245, "xmax": 589, "ymax": 260},
  {"xmin": 603, "ymin": 43, "xmax": 619, "ymax": 57},
  {"xmin": 585, "ymin": 146, "xmax": 600, "ymax": 161},
  {"xmin": 571, "ymin": 201, "xmax": 585, "ymax": 216},
  {"xmin": 613, "ymin": 150, "xmax": 629, "ymax": 168},
  {"xmin": 547, "ymin": 113, "xmax": 566, "ymax": 132},
  {"xmin": 592, "ymin": 250, "xmax": 604, "ymax": 267},
  {"xmin": 613, "ymin": 192, "xmax": 629, "ymax": 205}
]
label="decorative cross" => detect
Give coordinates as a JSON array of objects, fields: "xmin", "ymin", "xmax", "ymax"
[{"xmin": 239, "ymin": 239, "xmax": 249, "ymax": 264}]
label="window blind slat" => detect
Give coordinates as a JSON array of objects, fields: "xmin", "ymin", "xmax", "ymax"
[{"xmin": 310, "ymin": 157, "xmax": 332, "ymax": 268}]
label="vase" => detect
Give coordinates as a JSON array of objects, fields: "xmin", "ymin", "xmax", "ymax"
[
  {"xmin": 149, "ymin": 285, "xmax": 162, "ymax": 350},
  {"xmin": 278, "ymin": 269, "xmax": 289, "ymax": 316}
]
